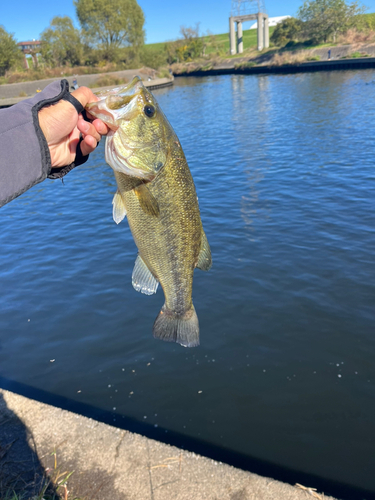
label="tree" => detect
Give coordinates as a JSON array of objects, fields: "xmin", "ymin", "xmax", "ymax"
[
  {"xmin": 179, "ymin": 24, "xmax": 204, "ymax": 60},
  {"xmin": 270, "ymin": 17, "xmax": 303, "ymax": 46},
  {"xmin": 298, "ymin": 0, "xmax": 365, "ymax": 43},
  {"xmin": 0, "ymin": 26, "xmax": 22, "ymax": 76},
  {"xmin": 75, "ymin": 0, "xmax": 145, "ymax": 61},
  {"xmin": 40, "ymin": 16, "xmax": 82, "ymax": 67}
]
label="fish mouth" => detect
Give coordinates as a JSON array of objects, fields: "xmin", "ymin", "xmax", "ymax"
[
  {"xmin": 86, "ymin": 76, "xmax": 144, "ymax": 130},
  {"xmin": 95, "ymin": 76, "xmax": 143, "ymax": 99}
]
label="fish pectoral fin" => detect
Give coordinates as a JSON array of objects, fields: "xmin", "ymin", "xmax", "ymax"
[
  {"xmin": 112, "ymin": 190, "xmax": 127, "ymax": 224},
  {"xmin": 134, "ymin": 184, "xmax": 160, "ymax": 217},
  {"xmin": 196, "ymin": 230, "xmax": 212, "ymax": 271},
  {"xmin": 132, "ymin": 255, "xmax": 159, "ymax": 295}
]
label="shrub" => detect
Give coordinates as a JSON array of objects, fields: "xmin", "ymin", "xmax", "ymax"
[{"xmin": 271, "ymin": 17, "xmax": 303, "ymax": 46}]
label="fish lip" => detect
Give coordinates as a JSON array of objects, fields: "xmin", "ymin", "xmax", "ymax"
[
  {"xmin": 95, "ymin": 76, "xmax": 144, "ymax": 100},
  {"xmin": 86, "ymin": 76, "xmax": 144, "ymax": 129}
]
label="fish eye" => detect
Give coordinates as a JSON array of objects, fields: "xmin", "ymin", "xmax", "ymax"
[{"xmin": 144, "ymin": 104, "xmax": 156, "ymax": 118}]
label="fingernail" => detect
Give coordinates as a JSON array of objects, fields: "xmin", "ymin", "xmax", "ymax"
[{"xmin": 81, "ymin": 121, "xmax": 90, "ymax": 133}]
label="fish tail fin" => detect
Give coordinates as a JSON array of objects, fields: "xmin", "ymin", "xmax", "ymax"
[{"xmin": 153, "ymin": 304, "xmax": 199, "ymax": 348}]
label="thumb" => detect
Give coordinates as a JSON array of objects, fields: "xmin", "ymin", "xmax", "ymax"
[{"xmin": 71, "ymin": 86, "xmax": 99, "ymax": 107}]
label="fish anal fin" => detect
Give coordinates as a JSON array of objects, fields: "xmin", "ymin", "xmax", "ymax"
[
  {"xmin": 196, "ymin": 230, "xmax": 212, "ymax": 271},
  {"xmin": 112, "ymin": 190, "xmax": 127, "ymax": 224},
  {"xmin": 134, "ymin": 183, "xmax": 160, "ymax": 217},
  {"xmin": 132, "ymin": 255, "xmax": 159, "ymax": 295}
]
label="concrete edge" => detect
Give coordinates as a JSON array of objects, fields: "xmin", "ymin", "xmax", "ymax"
[{"xmin": 0, "ymin": 388, "xmax": 338, "ymax": 500}]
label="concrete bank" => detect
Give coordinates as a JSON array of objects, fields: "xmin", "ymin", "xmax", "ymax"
[
  {"xmin": 0, "ymin": 69, "xmax": 173, "ymax": 107},
  {"xmin": 174, "ymin": 57, "xmax": 375, "ymax": 78},
  {"xmin": 0, "ymin": 389, "xmax": 338, "ymax": 500}
]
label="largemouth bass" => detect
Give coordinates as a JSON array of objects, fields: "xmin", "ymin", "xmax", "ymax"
[{"xmin": 86, "ymin": 77, "xmax": 212, "ymax": 347}]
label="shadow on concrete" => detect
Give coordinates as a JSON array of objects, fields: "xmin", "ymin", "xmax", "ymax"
[
  {"xmin": 0, "ymin": 391, "xmax": 58, "ymax": 498},
  {"xmin": 0, "ymin": 376, "xmax": 373, "ymax": 500}
]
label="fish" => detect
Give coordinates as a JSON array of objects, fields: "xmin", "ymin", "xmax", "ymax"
[{"xmin": 86, "ymin": 76, "xmax": 212, "ymax": 347}]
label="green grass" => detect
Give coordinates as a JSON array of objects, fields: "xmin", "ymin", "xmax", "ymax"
[
  {"xmin": 234, "ymin": 61, "xmax": 256, "ymax": 69},
  {"xmin": 202, "ymin": 29, "xmax": 261, "ymax": 55},
  {"xmin": 145, "ymin": 26, "xmax": 276, "ymax": 57},
  {"xmin": 348, "ymin": 51, "xmax": 369, "ymax": 58},
  {"xmin": 1, "ymin": 451, "xmax": 84, "ymax": 500}
]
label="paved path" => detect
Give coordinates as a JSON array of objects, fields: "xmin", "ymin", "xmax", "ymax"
[
  {"xmin": 0, "ymin": 68, "xmax": 173, "ymax": 107},
  {"xmin": 0, "ymin": 389, "xmax": 338, "ymax": 500}
]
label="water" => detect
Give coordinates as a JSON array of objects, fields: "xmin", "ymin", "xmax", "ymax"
[{"xmin": 1, "ymin": 71, "xmax": 375, "ymax": 498}]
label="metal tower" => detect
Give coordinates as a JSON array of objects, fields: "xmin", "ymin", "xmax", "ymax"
[{"xmin": 231, "ymin": 0, "xmax": 267, "ymax": 16}]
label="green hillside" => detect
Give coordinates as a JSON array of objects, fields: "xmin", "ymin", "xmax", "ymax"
[
  {"xmin": 145, "ymin": 26, "xmax": 276, "ymax": 57},
  {"xmin": 202, "ymin": 26, "xmax": 276, "ymax": 55},
  {"xmin": 143, "ymin": 11, "xmax": 375, "ymax": 63}
]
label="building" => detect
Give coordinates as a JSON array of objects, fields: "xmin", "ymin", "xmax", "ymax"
[
  {"xmin": 249, "ymin": 15, "xmax": 291, "ymax": 29},
  {"xmin": 17, "ymin": 40, "xmax": 41, "ymax": 69},
  {"xmin": 17, "ymin": 40, "xmax": 41, "ymax": 53}
]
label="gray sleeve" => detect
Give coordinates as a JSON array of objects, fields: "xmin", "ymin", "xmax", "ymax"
[{"xmin": 0, "ymin": 80, "xmax": 69, "ymax": 207}]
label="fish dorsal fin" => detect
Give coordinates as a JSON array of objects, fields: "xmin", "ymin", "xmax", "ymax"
[
  {"xmin": 196, "ymin": 230, "xmax": 212, "ymax": 271},
  {"xmin": 134, "ymin": 183, "xmax": 160, "ymax": 217},
  {"xmin": 112, "ymin": 190, "xmax": 127, "ymax": 224},
  {"xmin": 132, "ymin": 255, "xmax": 159, "ymax": 295}
]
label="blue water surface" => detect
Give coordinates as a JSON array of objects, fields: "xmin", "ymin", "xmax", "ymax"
[{"xmin": 0, "ymin": 71, "xmax": 374, "ymax": 494}]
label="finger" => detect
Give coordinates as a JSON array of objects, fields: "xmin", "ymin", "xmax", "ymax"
[
  {"xmin": 77, "ymin": 118, "xmax": 101, "ymax": 142},
  {"xmin": 85, "ymin": 110, "xmax": 97, "ymax": 121},
  {"xmin": 92, "ymin": 118, "xmax": 110, "ymax": 136},
  {"xmin": 84, "ymin": 112, "xmax": 110, "ymax": 136},
  {"xmin": 80, "ymin": 135, "xmax": 98, "ymax": 156},
  {"xmin": 71, "ymin": 86, "xmax": 99, "ymax": 108}
]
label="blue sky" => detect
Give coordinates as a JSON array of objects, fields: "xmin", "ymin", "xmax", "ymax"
[{"xmin": 2, "ymin": 0, "xmax": 375, "ymax": 44}]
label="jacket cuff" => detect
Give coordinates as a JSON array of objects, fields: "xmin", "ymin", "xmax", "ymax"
[
  {"xmin": 33, "ymin": 79, "xmax": 89, "ymax": 180},
  {"xmin": 31, "ymin": 79, "xmax": 70, "ymax": 179}
]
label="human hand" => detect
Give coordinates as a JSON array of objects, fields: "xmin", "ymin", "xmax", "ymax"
[{"xmin": 38, "ymin": 86, "xmax": 110, "ymax": 168}]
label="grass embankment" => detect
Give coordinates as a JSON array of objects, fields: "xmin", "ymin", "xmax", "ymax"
[
  {"xmin": 144, "ymin": 26, "xmax": 274, "ymax": 60},
  {"xmin": 169, "ymin": 17, "xmax": 375, "ymax": 74}
]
